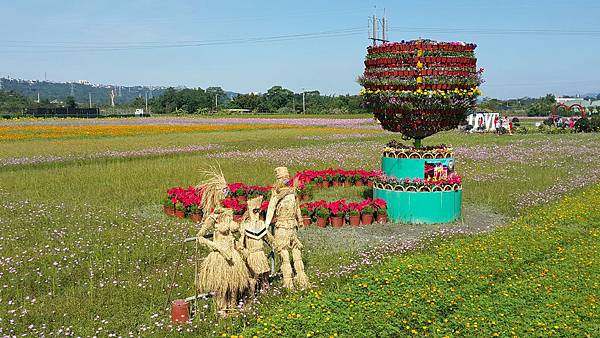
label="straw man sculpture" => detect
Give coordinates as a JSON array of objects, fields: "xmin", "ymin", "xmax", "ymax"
[
  {"xmin": 265, "ymin": 167, "xmax": 310, "ymax": 290},
  {"xmin": 237, "ymin": 196, "xmax": 274, "ymax": 294},
  {"xmin": 195, "ymin": 168, "xmax": 250, "ymax": 316}
]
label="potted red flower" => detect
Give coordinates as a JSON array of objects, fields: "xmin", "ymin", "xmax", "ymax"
[
  {"xmin": 348, "ymin": 208, "xmax": 361, "ymax": 226},
  {"xmin": 373, "ymin": 198, "xmax": 388, "ymax": 223},
  {"xmin": 189, "ymin": 204, "xmax": 202, "ymax": 223},
  {"xmin": 360, "ymin": 204, "xmax": 374, "ymax": 225},
  {"xmin": 315, "ymin": 207, "xmax": 330, "ymax": 228},
  {"xmin": 328, "ymin": 200, "xmax": 346, "ymax": 228},
  {"xmin": 162, "ymin": 196, "xmax": 175, "ymax": 216},
  {"xmin": 174, "ymin": 203, "xmax": 186, "ymax": 219},
  {"xmin": 300, "ymin": 205, "xmax": 312, "ymax": 227}
]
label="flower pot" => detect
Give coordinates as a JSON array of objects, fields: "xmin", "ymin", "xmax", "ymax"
[
  {"xmin": 331, "ymin": 216, "xmax": 344, "ymax": 228},
  {"xmin": 349, "ymin": 215, "xmax": 361, "ymax": 226},
  {"xmin": 190, "ymin": 213, "xmax": 202, "ymax": 223},
  {"xmin": 233, "ymin": 214, "xmax": 243, "ymax": 223},
  {"xmin": 323, "ymin": 181, "xmax": 330, "ymax": 188},
  {"xmin": 355, "ymin": 180, "xmax": 364, "ymax": 187},
  {"xmin": 175, "ymin": 210, "xmax": 185, "ymax": 219},
  {"xmin": 361, "ymin": 214, "xmax": 374, "ymax": 225},
  {"xmin": 376, "ymin": 214, "xmax": 388, "ymax": 224},
  {"xmin": 163, "ymin": 205, "xmax": 175, "ymax": 216},
  {"xmin": 344, "ymin": 181, "xmax": 351, "ymax": 187},
  {"xmin": 302, "ymin": 216, "xmax": 312, "ymax": 227},
  {"xmin": 316, "ymin": 217, "xmax": 327, "ymax": 228},
  {"xmin": 368, "ymin": 181, "xmax": 374, "ymax": 188}
]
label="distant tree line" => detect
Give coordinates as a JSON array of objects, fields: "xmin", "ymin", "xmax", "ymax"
[
  {"xmin": 149, "ymin": 85, "xmax": 366, "ymax": 115},
  {"xmin": 3, "ymin": 85, "xmax": 598, "ymax": 117},
  {"xmin": 477, "ymin": 94, "xmax": 558, "ymax": 116}
]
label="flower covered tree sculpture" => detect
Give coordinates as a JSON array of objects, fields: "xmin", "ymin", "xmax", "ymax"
[{"xmin": 359, "ymin": 39, "xmax": 483, "ymax": 148}]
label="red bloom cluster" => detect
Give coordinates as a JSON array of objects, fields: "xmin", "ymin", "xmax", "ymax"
[
  {"xmin": 300, "ymin": 198, "xmax": 387, "ymax": 217},
  {"xmin": 166, "ymin": 186, "xmax": 201, "ymax": 207}
]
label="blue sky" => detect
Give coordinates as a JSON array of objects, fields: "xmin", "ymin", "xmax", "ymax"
[{"xmin": 1, "ymin": 0, "xmax": 598, "ymax": 98}]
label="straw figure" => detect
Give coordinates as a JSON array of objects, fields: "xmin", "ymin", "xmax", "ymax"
[
  {"xmin": 265, "ymin": 167, "xmax": 310, "ymax": 290},
  {"xmin": 195, "ymin": 167, "xmax": 250, "ymax": 316},
  {"xmin": 237, "ymin": 196, "xmax": 274, "ymax": 294}
]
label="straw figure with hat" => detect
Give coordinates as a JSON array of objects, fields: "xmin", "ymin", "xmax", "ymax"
[
  {"xmin": 237, "ymin": 195, "xmax": 274, "ymax": 294},
  {"xmin": 265, "ymin": 166, "xmax": 310, "ymax": 290},
  {"xmin": 195, "ymin": 167, "xmax": 250, "ymax": 316}
]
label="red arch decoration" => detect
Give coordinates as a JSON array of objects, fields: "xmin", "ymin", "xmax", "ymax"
[{"xmin": 551, "ymin": 103, "xmax": 587, "ymax": 119}]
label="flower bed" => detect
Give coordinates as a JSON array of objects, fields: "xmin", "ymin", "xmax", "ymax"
[
  {"xmin": 300, "ymin": 198, "xmax": 388, "ymax": 227},
  {"xmin": 383, "ymin": 140, "xmax": 454, "ymax": 159},
  {"xmin": 373, "ymin": 174, "xmax": 462, "ymax": 192},
  {"xmin": 359, "ymin": 39, "xmax": 482, "ymax": 146},
  {"xmin": 161, "ymin": 168, "xmax": 383, "ymax": 223}
]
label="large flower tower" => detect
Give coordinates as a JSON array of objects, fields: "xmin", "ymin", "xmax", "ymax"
[{"xmin": 359, "ymin": 39, "xmax": 482, "ymax": 223}]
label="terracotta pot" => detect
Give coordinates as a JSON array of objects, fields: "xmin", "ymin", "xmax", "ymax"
[
  {"xmin": 323, "ymin": 181, "xmax": 330, "ymax": 188},
  {"xmin": 344, "ymin": 181, "xmax": 351, "ymax": 187},
  {"xmin": 233, "ymin": 214, "xmax": 243, "ymax": 223},
  {"xmin": 368, "ymin": 181, "xmax": 374, "ymax": 188},
  {"xmin": 361, "ymin": 213, "xmax": 374, "ymax": 225},
  {"xmin": 171, "ymin": 299, "xmax": 189, "ymax": 324},
  {"xmin": 316, "ymin": 217, "xmax": 327, "ymax": 228},
  {"xmin": 302, "ymin": 216, "xmax": 312, "ymax": 227},
  {"xmin": 349, "ymin": 215, "xmax": 361, "ymax": 226},
  {"xmin": 377, "ymin": 214, "xmax": 388, "ymax": 224},
  {"xmin": 190, "ymin": 213, "xmax": 202, "ymax": 223},
  {"xmin": 163, "ymin": 205, "xmax": 175, "ymax": 216},
  {"xmin": 355, "ymin": 180, "xmax": 364, "ymax": 187},
  {"xmin": 331, "ymin": 216, "xmax": 344, "ymax": 228},
  {"xmin": 174, "ymin": 210, "xmax": 185, "ymax": 219}
]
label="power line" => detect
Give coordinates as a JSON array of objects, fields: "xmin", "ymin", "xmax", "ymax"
[{"xmin": 389, "ymin": 26, "xmax": 600, "ymax": 37}]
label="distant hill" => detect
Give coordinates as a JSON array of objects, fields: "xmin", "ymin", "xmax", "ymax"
[
  {"xmin": 0, "ymin": 78, "xmax": 166, "ymax": 105},
  {"xmin": 0, "ymin": 78, "xmax": 240, "ymax": 105}
]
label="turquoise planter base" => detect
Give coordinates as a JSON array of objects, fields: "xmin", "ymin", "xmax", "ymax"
[{"xmin": 374, "ymin": 188, "xmax": 462, "ymax": 224}]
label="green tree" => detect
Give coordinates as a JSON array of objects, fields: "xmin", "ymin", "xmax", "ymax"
[
  {"xmin": 230, "ymin": 93, "xmax": 263, "ymax": 111},
  {"xmin": 264, "ymin": 86, "xmax": 294, "ymax": 111},
  {"xmin": 65, "ymin": 96, "xmax": 77, "ymax": 108}
]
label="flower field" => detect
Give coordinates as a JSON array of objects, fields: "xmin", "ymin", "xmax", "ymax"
[
  {"xmin": 0, "ymin": 116, "xmax": 599, "ymax": 336},
  {"xmin": 238, "ymin": 183, "xmax": 600, "ymax": 337}
]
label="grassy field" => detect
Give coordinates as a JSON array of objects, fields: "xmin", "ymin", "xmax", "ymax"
[{"xmin": 0, "ymin": 117, "xmax": 598, "ymax": 336}]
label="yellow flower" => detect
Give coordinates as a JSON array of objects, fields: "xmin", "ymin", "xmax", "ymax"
[
  {"xmin": 417, "ymin": 49, "xmax": 424, "ymax": 57},
  {"xmin": 416, "ymin": 61, "xmax": 424, "ymax": 69},
  {"xmin": 416, "ymin": 76, "xmax": 423, "ymax": 84}
]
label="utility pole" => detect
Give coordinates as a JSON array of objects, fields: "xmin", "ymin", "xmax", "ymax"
[
  {"xmin": 292, "ymin": 96, "xmax": 295, "ymax": 113},
  {"xmin": 369, "ymin": 10, "xmax": 389, "ymax": 46},
  {"xmin": 37, "ymin": 92, "xmax": 40, "ymax": 103},
  {"xmin": 89, "ymin": 92, "xmax": 92, "ymax": 108},
  {"xmin": 372, "ymin": 15, "xmax": 377, "ymax": 46},
  {"xmin": 302, "ymin": 91, "xmax": 306, "ymax": 114},
  {"xmin": 215, "ymin": 94, "xmax": 218, "ymax": 112},
  {"xmin": 145, "ymin": 92, "xmax": 149, "ymax": 113}
]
